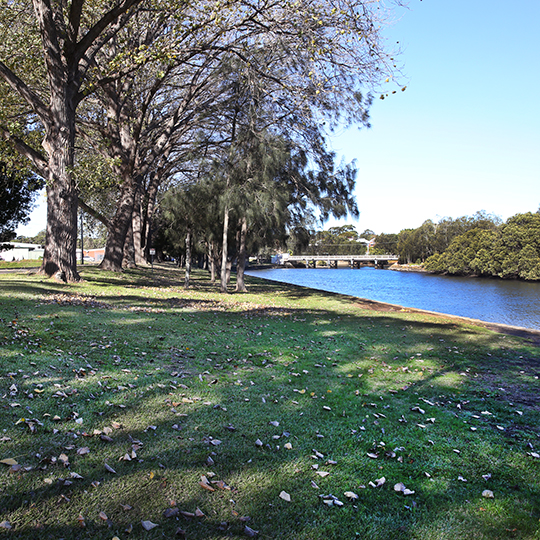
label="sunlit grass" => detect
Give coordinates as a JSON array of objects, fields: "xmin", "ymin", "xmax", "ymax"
[{"xmin": 0, "ymin": 266, "xmax": 539, "ymax": 539}]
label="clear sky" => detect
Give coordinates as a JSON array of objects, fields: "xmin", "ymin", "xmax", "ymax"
[
  {"xmin": 327, "ymin": 0, "xmax": 540, "ymax": 234},
  {"xmin": 17, "ymin": 0, "xmax": 540, "ymax": 238}
]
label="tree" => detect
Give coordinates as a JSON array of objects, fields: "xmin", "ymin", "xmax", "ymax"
[
  {"xmin": 0, "ymin": 160, "xmax": 44, "ymax": 242},
  {"xmin": 0, "ymin": 0, "xmax": 145, "ymax": 280},
  {"xmin": 371, "ymin": 232, "xmax": 398, "ymax": 255}
]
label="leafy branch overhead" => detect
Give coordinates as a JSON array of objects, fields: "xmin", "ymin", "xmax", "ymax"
[{"xmin": 0, "ymin": 0, "xmax": 402, "ymax": 280}]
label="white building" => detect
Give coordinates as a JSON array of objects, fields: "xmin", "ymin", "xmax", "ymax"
[{"xmin": 0, "ymin": 242, "xmax": 44, "ymax": 261}]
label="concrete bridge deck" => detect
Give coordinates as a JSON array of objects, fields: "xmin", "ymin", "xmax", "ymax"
[{"xmin": 275, "ymin": 254, "xmax": 398, "ymax": 268}]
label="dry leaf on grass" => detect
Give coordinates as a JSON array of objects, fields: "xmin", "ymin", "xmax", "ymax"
[
  {"xmin": 344, "ymin": 491, "xmax": 359, "ymax": 500},
  {"xmin": 141, "ymin": 520, "xmax": 158, "ymax": 531},
  {"xmin": 0, "ymin": 458, "xmax": 18, "ymax": 466},
  {"xmin": 0, "ymin": 521, "xmax": 12, "ymax": 530},
  {"xmin": 482, "ymin": 490, "xmax": 494, "ymax": 498},
  {"xmin": 244, "ymin": 525, "xmax": 259, "ymax": 537},
  {"xmin": 368, "ymin": 477, "xmax": 386, "ymax": 488},
  {"xmin": 279, "ymin": 491, "xmax": 291, "ymax": 502},
  {"xmin": 394, "ymin": 482, "xmax": 415, "ymax": 495}
]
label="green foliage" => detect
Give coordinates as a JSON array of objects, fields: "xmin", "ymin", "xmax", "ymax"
[
  {"xmin": 398, "ymin": 212, "xmax": 501, "ymax": 265},
  {"xmin": 0, "ymin": 160, "xmax": 44, "ymax": 242},
  {"xmin": 424, "ymin": 212, "xmax": 540, "ymax": 280},
  {"xmin": 303, "ymin": 225, "xmax": 367, "ymax": 256}
]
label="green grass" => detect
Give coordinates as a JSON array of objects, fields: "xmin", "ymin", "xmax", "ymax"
[
  {"xmin": 0, "ymin": 265, "xmax": 539, "ymax": 539},
  {"xmin": 0, "ymin": 259, "xmax": 42, "ymax": 269}
]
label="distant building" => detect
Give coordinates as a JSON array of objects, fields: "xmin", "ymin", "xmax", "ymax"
[
  {"xmin": 77, "ymin": 248, "xmax": 105, "ymax": 262},
  {"xmin": 0, "ymin": 242, "xmax": 44, "ymax": 261}
]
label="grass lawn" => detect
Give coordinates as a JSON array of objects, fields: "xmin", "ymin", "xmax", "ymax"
[{"xmin": 0, "ymin": 265, "xmax": 539, "ymax": 539}]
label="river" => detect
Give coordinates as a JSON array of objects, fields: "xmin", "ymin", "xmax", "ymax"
[{"xmin": 245, "ymin": 267, "xmax": 540, "ymax": 330}]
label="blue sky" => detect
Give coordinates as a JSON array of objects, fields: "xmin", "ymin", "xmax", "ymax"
[
  {"xmin": 328, "ymin": 0, "xmax": 540, "ymax": 234},
  {"xmin": 17, "ymin": 0, "xmax": 540, "ymax": 237}
]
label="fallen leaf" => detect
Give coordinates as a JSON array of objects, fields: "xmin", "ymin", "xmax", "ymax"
[
  {"xmin": 482, "ymin": 490, "xmax": 494, "ymax": 499},
  {"xmin": 279, "ymin": 491, "xmax": 291, "ymax": 502},
  {"xmin": 195, "ymin": 507, "xmax": 205, "ymax": 517},
  {"xmin": 180, "ymin": 511, "xmax": 195, "ymax": 519},
  {"xmin": 344, "ymin": 491, "xmax": 359, "ymax": 500},
  {"xmin": 284, "ymin": 443, "xmax": 293, "ymax": 450},
  {"xmin": 99, "ymin": 511, "xmax": 108, "ymax": 521},
  {"xmin": 255, "ymin": 439, "xmax": 263, "ymax": 447},
  {"xmin": 141, "ymin": 520, "xmax": 158, "ymax": 531},
  {"xmin": 0, "ymin": 521, "xmax": 12, "ymax": 530},
  {"xmin": 163, "ymin": 508, "xmax": 179, "ymax": 518},
  {"xmin": 104, "ymin": 463, "xmax": 117, "ymax": 474},
  {"xmin": 0, "ymin": 458, "xmax": 18, "ymax": 466},
  {"xmin": 77, "ymin": 447, "xmax": 90, "ymax": 456},
  {"xmin": 315, "ymin": 471, "xmax": 330, "ymax": 478},
  {"xmin": 244, "ymin": 525, "xmax": 259, "ymax": 537},
  {"xmin": 369, "ymin": 477, "xmax": 386, "ymax": 488}
]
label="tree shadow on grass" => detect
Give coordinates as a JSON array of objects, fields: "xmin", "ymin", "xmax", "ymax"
[{"xmin": 1, "ymin": 270, "xmax": 540, "ymax": 539}]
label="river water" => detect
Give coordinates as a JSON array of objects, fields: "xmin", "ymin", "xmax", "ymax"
[{"xmin": 245, "ymin": 267, "xmax": 540, "ymax": 330}]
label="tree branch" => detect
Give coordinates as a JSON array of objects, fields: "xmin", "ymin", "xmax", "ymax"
[
  {"xmin": 0, "ymin": 125, "xmax": 48, "ymax": 179},
  {"xmin": 78, "ymin": 199, "xmax": 110, "ymax": 228},
  {"xmin": 0, "ymin": 61, "xmax": 51, "ymax": 124}
]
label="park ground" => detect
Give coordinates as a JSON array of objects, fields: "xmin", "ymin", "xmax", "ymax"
[{"xmin": 0, "ymin": 264, "xmax": 539, "ymax": 539}]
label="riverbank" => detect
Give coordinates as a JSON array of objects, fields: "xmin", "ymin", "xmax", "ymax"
[
  {"xmin": 388, "ymin": 262, "xmax": 428, "ymax": 272},
  {"xmin": 1, "ymin": 266, "xmax": 539, "ymax": 540}
]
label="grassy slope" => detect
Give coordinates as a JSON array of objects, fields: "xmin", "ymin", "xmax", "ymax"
[{"xmin": 0, "ymin": 265, "xmax": 539, "ymax": 540}]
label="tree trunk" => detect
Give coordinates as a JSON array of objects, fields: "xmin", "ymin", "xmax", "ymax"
[
  {"xmin": 40, "ymin": 98, "xmax": 80, "ymax": 282},
  {"xmin": 235, "ymin": 215, "xmax": 248, "ymax": 292},
  {"xmin": 141, "ymin": 170, "xmax": 160, "ymax": 263},
  {"xmin": 209, "ymin": 241, "xmax": 217, "ymax": 282},
  {"xmin": 123, "ymin": 222, "xmax": 136, "ymax": 268},
  {"xmin": 220, "ymin": 206, "xmax": 230, "ymax": 293},
  {"xmin": 132, "ymin": 188, "xmax": 145, "ymax": 265},
  {"xmin": 184, "ymin": 228, "xmax": 192, "ymax": 288},
  {"xmin": 100, "ymin": 175, "xmax": 138, "ymax": 271}
]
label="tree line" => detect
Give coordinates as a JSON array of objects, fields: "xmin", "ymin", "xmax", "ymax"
[
  {"xmin": 0, "ymin": 0, "xmax": 402, "ymax": 290},
  {"xmin": 299, "ymin": 210, "xmax": 540, "ymax": 281}
]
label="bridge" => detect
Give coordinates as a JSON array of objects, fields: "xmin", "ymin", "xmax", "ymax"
[{"xmin": 274, "ymin": 253, "xmax": 399, "ymax": 268}]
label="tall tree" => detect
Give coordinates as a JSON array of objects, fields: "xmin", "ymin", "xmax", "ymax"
[{"xmin": 0, "ymin": 0, "xmax": 144, "ymax": 280}]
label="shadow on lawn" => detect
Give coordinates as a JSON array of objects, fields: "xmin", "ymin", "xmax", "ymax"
[{"xmin": 1, "ymin": 270, "xmax": 540, "ymax": 539}]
